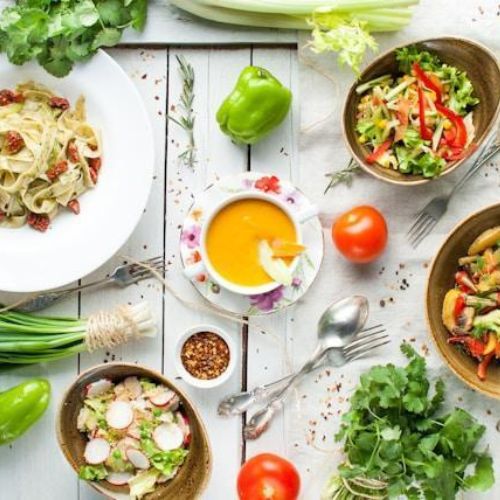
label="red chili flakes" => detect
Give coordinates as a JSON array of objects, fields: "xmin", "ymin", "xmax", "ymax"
[
  {"xmin": 49, "ymin": 96, "xmax": 70, "ymax": 110},
  {"xmin": 4, "ymin": 131, "xmax": 25, "ymax": 154},
  {"xmin": 67, "ymin": 141, "xmax": 79, "ymax": 163},
  {"xmin": 27, "ymin": 213, "xmax": 49, "ymax": 232},
  {"xmin": 180, "ymin": 332, "xmax": 230, "ymax": 380},
  {"xmin": 46, "ymin": 160, "xmax": 68, "ymax": 181},
  {"xmin": 67, "ymin": 200, "xmax": 80, "ymax": 215}
]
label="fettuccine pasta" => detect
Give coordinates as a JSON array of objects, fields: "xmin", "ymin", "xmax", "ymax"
[{"xmin": 0, "ymin": 82, "xmax": 102, "ymax": 231}]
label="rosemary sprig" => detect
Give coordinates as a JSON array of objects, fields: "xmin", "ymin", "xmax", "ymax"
[
  {"xmin": 168, "ymin": 55, "xmax": 197, "ymax": 169},
  {"xmin": 324, "ymin": 158, "xmax": 360, "ymax": 194}
]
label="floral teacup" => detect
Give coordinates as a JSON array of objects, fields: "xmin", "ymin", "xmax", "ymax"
[{"xmin": 183, "ymin": 191, "xmax": 317, "ymax": 296}]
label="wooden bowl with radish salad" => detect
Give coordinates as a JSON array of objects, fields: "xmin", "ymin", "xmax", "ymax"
[{"xmin": 57, "ymin": 363, "xmax": 211, "ymax": 499}]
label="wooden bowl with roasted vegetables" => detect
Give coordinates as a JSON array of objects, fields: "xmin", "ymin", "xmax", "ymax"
[
  {"xmin": 343, "ymin": 36, "xmax": 500, "ymax": 186},
  {"xmin": 57, "ymin": 363, "xmax": 212, "ymax": 499},
  {"xmin": 427, "ymin": 204, "xmax": 500, "ymax": 398}
]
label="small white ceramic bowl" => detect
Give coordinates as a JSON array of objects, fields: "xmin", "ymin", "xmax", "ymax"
[{"xmin": 175, "ymin": 325, "xmax": 237, "ymax": 389}]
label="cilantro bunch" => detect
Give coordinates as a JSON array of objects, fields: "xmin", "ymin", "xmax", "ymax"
[
  {"xmin": 0, "ymin": 0, "xmax": 148, "ymax": 77},
  {"xmin": 323, "ymin": 344, "xmax": 494, "ymax": 500}
]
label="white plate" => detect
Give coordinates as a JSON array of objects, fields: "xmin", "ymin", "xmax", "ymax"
[{"xmin": 0, "ymin": 51, "xmax": 154, "ymax": 292}]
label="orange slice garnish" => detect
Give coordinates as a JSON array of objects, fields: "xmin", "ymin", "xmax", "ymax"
[{"xmin": 271, "ymin": 239, "xmax": 306, "ymax": 258}]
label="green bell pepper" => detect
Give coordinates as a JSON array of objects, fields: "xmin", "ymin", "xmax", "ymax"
[
  {"xmin": 216, "ymin": 66, "xmax": 292, "ymax": 145},
  {"xmin": 0, "ymin": 378, "xmax": 50, "ymax": 445}
]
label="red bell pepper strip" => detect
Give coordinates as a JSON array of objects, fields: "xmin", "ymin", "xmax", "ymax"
[
  {"xmin": 448, "ymin": 336, "xmax": 485, "ymax": 359},
  {"xmin": 417, "ymin": 86, "xmax": 433, "ymax": 140},
  {"xmin": 477, "ymin": 352, "xmax": 494, "ymax": 381},
  {"xmin": 454, "ymin": 295, "xmax": 466, "ymax": 318},
  {"xmin": 435, "ymin": 103, "xmax": 467, "ymax": 149},
  {"xmin": 365, "ymin": 139, "xmax": 392, "ymax": 164},
  {"xmin": 412, "ymin": 63, "xmax": 443, "ymax": 104}
]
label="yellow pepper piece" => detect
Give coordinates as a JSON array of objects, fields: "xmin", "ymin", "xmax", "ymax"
[{"xmin": 484, "ymin": 332, "xmax": 497, "ymax": 355}]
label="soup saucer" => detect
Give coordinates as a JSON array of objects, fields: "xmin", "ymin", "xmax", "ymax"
[{"xmin": 179, "ymin": 172, "xmax": 324, "ymax": 316}]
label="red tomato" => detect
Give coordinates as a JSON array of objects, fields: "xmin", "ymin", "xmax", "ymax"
[
  {"xmin": 237, "ymin": 453, "xmax": 300, "ymax": 500},
  {"xmin": 332, "ymin": 205, "xmax": 388, "ymax": 263}
]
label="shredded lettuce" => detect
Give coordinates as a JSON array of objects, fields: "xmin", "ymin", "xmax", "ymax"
[
  {"xmin": 79, "ymin": 464, "xmax": 108, "ymax": 481},
  {"xmin": 396, "ymin": 47, "xmax": 479, "ymax": 115},
  {"xmin": 308, "ymin": 12, "xmax": 377, "ymax": 75},
  {"xmin": 150, "ymin": 449, "xmax": 189, "ymax": 477},
  {"xmin": 396, "ymin": 46, "xmax": 442, "ymax": 73},
  {"xmin": 129, "ymin": 469, "xmax": 160, "ymax": 499}
]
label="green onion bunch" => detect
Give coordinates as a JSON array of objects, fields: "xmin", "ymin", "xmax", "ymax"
[{"xmin": 0, "ymin": 303, "xmax": 155, "ymax": 366}]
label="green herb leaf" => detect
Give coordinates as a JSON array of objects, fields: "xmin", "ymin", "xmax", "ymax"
[
  {"xmin": 464, "ymin": 454, "xmax": 495, "ymax": 492},
  {"xmin": 324, "ymin": 343, "xmax": 495, "ymax": 500}
]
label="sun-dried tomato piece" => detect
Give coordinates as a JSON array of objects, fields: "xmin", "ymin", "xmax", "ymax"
[
  {"xmin": 67, "ymin": 199, "xmax": 80, "ymax": 215},
  {"xmin": 12, "ymin": 92, "xmax": 24, "ymax": 103},
  {"xmin": 46, "ymin": 160, "xmax": 68, "ymax": 181},
  {"xmin": 27, "ymin": 213, "xmax": 50, "ymax": 232},
  {"xmin": 67, "ymin": 141, "xmax": 79, "ymax": 163},
  {"xmin": 0, "ymin": 211, "xmax": 5, "ymax": 221},
  {"xmin": 89, "ymin": 167, "xmax": 99, "ymax": 184},
  {"xmin": 0, "ymin": 89, "xmax": 14, "ymax": 106},
  {"xmin": 88, "ymin": 157, "xmax": 102, "ymax": 172},
  {"xmin": 49, "ymin": 96, "xmax": 70, "ymax": 110},
  {"xmin": 4, "ymin": 131, "xmax": 25, "ymax": 154}
]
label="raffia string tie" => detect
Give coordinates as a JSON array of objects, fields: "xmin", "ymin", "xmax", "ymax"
[{"xmin": 85, "ymin": 305, "xmax": 139, "ymax": 352}]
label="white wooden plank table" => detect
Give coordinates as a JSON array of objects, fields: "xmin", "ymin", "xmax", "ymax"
[{"xmin": 1, "ymin": 1, "xmax": 499, "ymax": 500}]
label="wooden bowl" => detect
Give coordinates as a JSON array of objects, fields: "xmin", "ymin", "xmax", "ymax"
[
  {"xmin": 426, "ymin": 204, "xmax": 500, "ymax": 399},
  {"xmin": 343, "ymin": 36, "xmax": 500, "ymax": 186},
  {"xmin": 57, "ymin": 363, "xmax": 212, "ymax": 499}
]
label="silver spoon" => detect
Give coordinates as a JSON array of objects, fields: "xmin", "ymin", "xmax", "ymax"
[
  {"xmin": 218, "ymin": 323, "xmax": 386, "ymax": 417},
  {"xmin": 244, "ymin": 295, "xmax": 369, "ymax": 440}
]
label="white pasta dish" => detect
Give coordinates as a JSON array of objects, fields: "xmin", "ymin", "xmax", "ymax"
[{"xmin": 0, "ymin": 82, "xmax": 102, "ymax": 232}]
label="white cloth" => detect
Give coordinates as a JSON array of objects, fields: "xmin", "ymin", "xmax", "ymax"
[{"xmin": 293, "ymin": 1, "xmax": 500, "ymax": 497}]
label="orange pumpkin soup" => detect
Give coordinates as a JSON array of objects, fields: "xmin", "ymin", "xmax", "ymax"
[{"xmin": 206, "ymin": 199, "xmax": 297, "ymax": 287}]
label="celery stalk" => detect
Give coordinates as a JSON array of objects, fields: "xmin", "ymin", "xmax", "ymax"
[
  {"xmin": 201, "ymin": 0, "xmax": 419, "ymax": 15},
  {"xmin": 172, "ymin": 0, "xmax": 310, "ymax": 29}
]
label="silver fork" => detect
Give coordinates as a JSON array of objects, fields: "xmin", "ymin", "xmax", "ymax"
[
  {"xmin": 218, "ymin": 324, "xmax": 386, "ymax": 417},
  {"xmin": 243, "ymin": 326, "xmax": 390, "ymax": 440},
  {"xmin": 407, "ymin": 136, "xmax": 500, "ymax": 249},
  {"xmin": 16, "ymin": 256, "xmax": 166, "ymax": 312}
]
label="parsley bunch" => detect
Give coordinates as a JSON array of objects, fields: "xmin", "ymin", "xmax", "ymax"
[
  {"xmin": 0, "ymin": 0, "xmax": 148, "ymax": 77},
  {"xmin": 323, "ymin": 344, "xmax": 494, "ymax": 500}
]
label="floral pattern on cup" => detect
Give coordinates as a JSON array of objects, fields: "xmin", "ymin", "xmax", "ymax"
[{"xmin": 179, "ymin": 172, "xmax": 323, "ymax": 316}]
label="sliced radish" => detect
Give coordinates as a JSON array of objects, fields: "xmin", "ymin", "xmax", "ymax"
[
  {"xmin": 85, "ymin": 378, "xmax": 113, "ymax": 398},
  {"xmin": 124, "ymin": 376, "xmax": 142, "ymax": 398},
  {"xmin": 117, "ymin": 437, "xmax": 140, "ymax": 455},
  {"xmin": 84, "ymin": 438, "xmax": 110, "ymax": 464},
  {"xmin": 127, "ymin": 424, "xmax": 142, "ymax": 440},
  {"xmin": 153, "ymin": 423, "xmax": 184, "ymax": 451},
  {"xmin": 175, "ymin": 412, "xmax": 191, "ymax": 446},
  {"xmin": 106, "ymin": 401, "xmax": 133, "ymax": 429},
  {"xmin": 126, "ymin": 449, "xmax": 150, "ymax": 469},
  {"xmin": 150, "ymin": 389, "xmax": 175, "ymax": 407},
  {"xmin": 107, "ymin": 472, "xmax": 133, "ymax": 486}
]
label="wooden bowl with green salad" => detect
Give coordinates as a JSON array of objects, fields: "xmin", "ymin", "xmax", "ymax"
[{"xmin": 342, "ymin": 37, "xmax": 500, "ymax": 186}]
